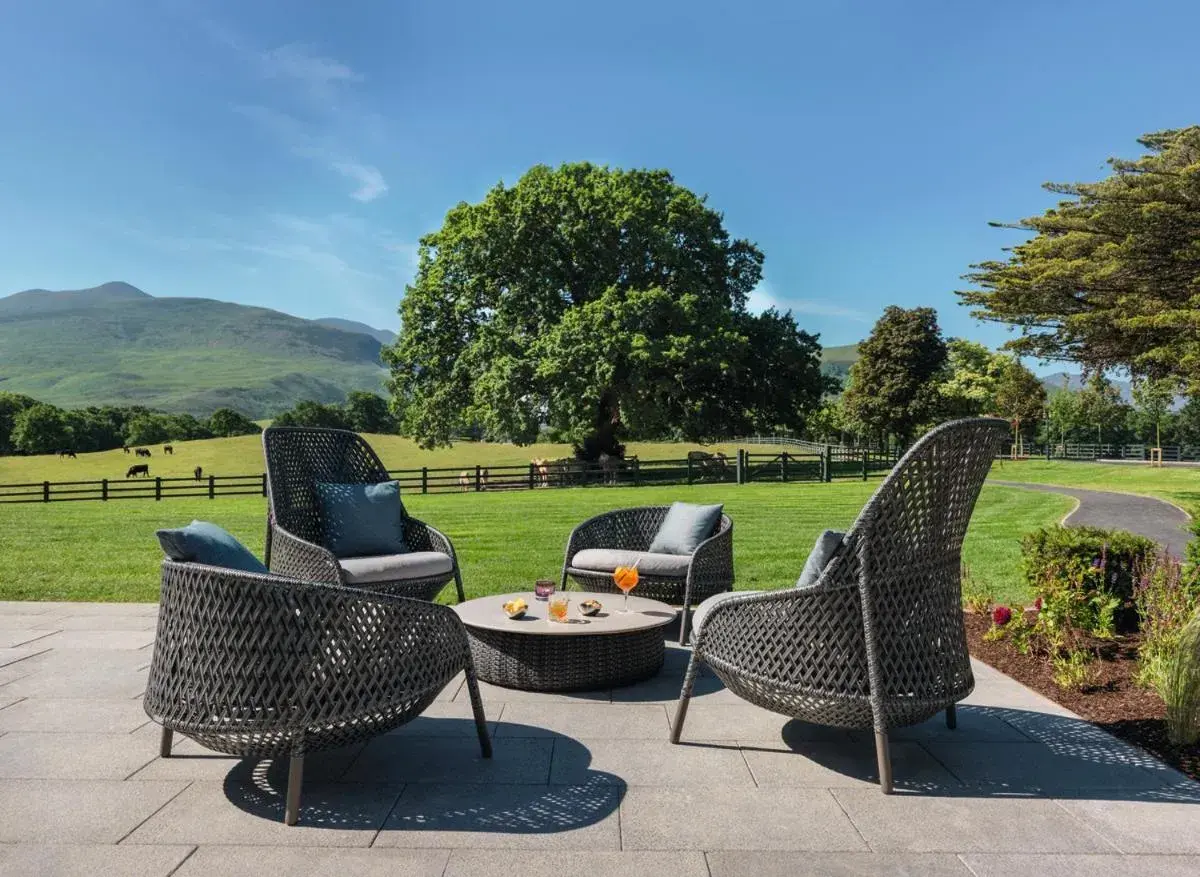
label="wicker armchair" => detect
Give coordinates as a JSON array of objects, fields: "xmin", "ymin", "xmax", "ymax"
[
  {"xmin": 671, "ymin": 417, "xmax": 1009, "ymax": 793},
  {"xmin": 263, "ymin": 426, "xmax": 464, "ymax": 603},
  {"xmin": 560, "ymin": 506, "xmax": 734, "ymax": 644},
  {"xmin": 144, "ymin": 560, "xmax": 491, "ymax": 825}
]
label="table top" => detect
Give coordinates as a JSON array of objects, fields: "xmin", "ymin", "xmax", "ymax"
[{"xmin": 453, "ymin": 591, "xmax": 676, "ymax": 636}]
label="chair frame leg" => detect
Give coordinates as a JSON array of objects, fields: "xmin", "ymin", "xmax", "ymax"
[
  {"xmin": 285, "ymin": 755, "xmax": 304, "ymax": 826},
  {"xmin": 453, "ymin": 567, "xmax": 466, "ymax": 604},
  {"xmin": 677, "ymin": 604, "xmax": 692, "ymax": 646},
  {"xmin": 946, "ymin": 704, "xmax": 957, "ymax": 729},
  {"xmin": 159, "ymin": 727, "xmax": 173, "ymax": 758},
  {"xmin": 464, "ymin": 664, "xmax": 492, "ymax": 758},
  {"xmin": 874, "ymin": 729, "xmax": 893, "ymax": 794},
  {"xmin": 670, "ymin": 650, "xmax": 702, "ymax": 743}
]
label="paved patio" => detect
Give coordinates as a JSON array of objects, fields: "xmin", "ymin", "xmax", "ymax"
[{"xmin": 1, "ymin": 601, "xmax": 1199, "ymax": 876}]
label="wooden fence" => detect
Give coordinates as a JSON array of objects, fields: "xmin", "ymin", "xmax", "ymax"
[{"xmin": 0, "ymin": 448, "xmax": 898, "ymax": 505}]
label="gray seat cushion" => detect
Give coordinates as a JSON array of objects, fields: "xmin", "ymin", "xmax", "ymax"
[
  {"xmin": 570, "ymin": 548, "xmax": 691, "ymax": 578},
  {"xmin": 692, "ymin": 590, "xmax": 762, "ymax": 634},
  {"xmin": 796, "ymin": 529, "xmax": 845, "ymax": 588},
  {"xmin": 338, "ymin": 551, "xmax": 453, "ymax": 585}
]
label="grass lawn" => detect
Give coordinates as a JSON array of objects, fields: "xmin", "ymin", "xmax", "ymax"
[
  {"xmin": 0, "ymin": 434, "xmax": 793, "ymax": 484},
  {"xmin": 0, "ymin": 482, "xmax": 1071, "ymax": 605},
  {"xmin": 988, "ymin": 459, "xmax": 1200, "ymax": 513}
]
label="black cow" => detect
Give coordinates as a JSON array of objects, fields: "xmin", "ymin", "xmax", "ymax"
[
  {"xmin": 194, "ymin": 466, "xmax": 203, "ymax": 481},
  {"xmin": 58, "ymin": 449, "xmax": 76, "ymax": 459},
  {"xmin": 164, "ymin": 445, "xmax": 174, "ymax": 455},
  {"xmin": 135, "ymin": 448, "xmax": 152, "ymax": 458},
  {"xmin": 122, "ymin": 446, "xmax": 131, "ymax": 454},
  {"xmin": 126, "ymin": 464, "xmax": 150, "ymax": 478}
]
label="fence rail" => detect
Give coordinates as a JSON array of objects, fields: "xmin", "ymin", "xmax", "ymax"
[
  {"xmin": 0, "ymin": 446, "xmax": 900, "ymax": 504},
  {"xmin": 1001, "ymin": 443, "xmax": 1200, "ymax": 462}
]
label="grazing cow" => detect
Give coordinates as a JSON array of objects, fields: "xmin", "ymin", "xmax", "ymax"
[
  {"xmin": 58, "ymin": 449, "xmax": 77, "ymax": 459},
  {"xmin": 530, "ymin": 458, "xmax": 549, "ymax": 487},
  {"xmin": 126, "ymin": 464, "xmax": 150, "ymax": 478},
  {"xmin": 480, "ymin": 468, "xmax": 490, "ymax": 491},
  {"xmin": 136, "ymin": 448, "xmax": 152, "ymax": 458},
  {"xmin": 458, "ymin": 471, "xmax": 470, "ymax": 492},
  {"xmin": 123, "ymin": 446, "xmax": 130, "ymax": 454},
  {"xmin": 194, "ymin": 466, "xmax": 203, "ymax": 481},
  {"xmin": 163, "ymin": 445, "xmax": 174, "ymax": 455}
]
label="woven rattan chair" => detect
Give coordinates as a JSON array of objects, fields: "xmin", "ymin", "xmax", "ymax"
[
  {"xmin": 263, "ymin": 426, "xmax": 464, "ymax": 602},
  {"xmin": 671, "ymin": 417, "xmax": 1008, "ymax": 792},
  {"xmin": 560, "ymin": 506, "xmax": 734, "ymax": 644},
  {"xmin": 144, "ymin": 560, "xmax": 491, "ymax": 825}
]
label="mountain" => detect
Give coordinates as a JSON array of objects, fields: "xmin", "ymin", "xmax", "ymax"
[
  {"xmin": 0, "ymin": 283, "xmax": 389, "ymax": 417},
  {"xmin": 820, "ymin": 343, "xmax": 859, "ymax": 384},
  {"xmin": 1039, "ymin": 372, "xmax": 1134, "ymax": 402},
  {"xmin": 313, "ymin": 317, "xmax": 396, "ymax": 345}
]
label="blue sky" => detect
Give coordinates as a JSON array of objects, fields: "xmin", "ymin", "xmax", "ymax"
[{"xmin": 1, "ymin": 0, "xmax": 1196, "ymax": 363}]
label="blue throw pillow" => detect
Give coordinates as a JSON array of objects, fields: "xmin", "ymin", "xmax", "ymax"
[
  {"xmin": 647, "ymin": 502, "xmax": 724, "ymax": 555},
  {"xmin": 156, "ymin": 521, "xmax": 267, "ymax": 574},
  {"xmin": 314, "ymin": 480, "xmax": 408, "ymax": 558},
  {"xmin": 796, "ymin": 529, "xmax": 845, "ymax": 588}
]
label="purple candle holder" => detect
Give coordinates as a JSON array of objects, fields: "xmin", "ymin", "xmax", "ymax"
[{"xmin": 534, "ymin": 579, "xmax": 556, "ymax": 601}]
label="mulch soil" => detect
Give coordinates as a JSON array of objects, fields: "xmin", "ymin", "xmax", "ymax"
[{"xmin": 964, "ymin": 611, "xmax": 1200, "ymax": 782}]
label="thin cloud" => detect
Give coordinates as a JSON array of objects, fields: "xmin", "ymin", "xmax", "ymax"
[
  {"xmin": 333, "ymin": 161, "xmax": 388, "ymax": 202},
  {"xmin": 259, "ymin": 43, "xmax": 363, "ymax": 100},
  {"xmin": 748, "ymin": 282, "xmax": 872, "ymax": 323}
]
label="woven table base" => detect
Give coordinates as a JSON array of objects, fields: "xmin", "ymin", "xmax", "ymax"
[{"xmin": 465, "ymin": 626, "xmax": 666, "ymax": 692}]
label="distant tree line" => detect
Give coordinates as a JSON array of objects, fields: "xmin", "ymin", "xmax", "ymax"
[
  {"xmin": 0, "ymin": 393, "xmax": 261, "ymax": 456},
  {"xmin": 271, "ymin": 391, "xmax": 397, "ymax": 434}
]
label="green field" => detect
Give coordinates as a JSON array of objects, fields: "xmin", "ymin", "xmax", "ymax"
[
  {"xmin": 0, "ymin": 434, "xmax": 792, "ymax": 484},
  {"xmin": 0, "ymin": 482, "xmax": 1072, "ymax": 606},
  {"xmin": 988, "ymin": 459, "xmax": 1200, "ymax": 513}
]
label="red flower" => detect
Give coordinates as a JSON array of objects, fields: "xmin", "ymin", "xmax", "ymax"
[
  {"xmin": 992, "ymin": 605, "xmax": 1013, "ymax": 626},
  {"xmin": 1034, "ymin": 597, "xmax": 1043, "ymax": 612}
]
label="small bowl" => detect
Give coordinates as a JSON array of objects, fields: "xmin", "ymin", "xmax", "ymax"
[
  {"xmin": 579, "ymin": 599, "xmax": 603, "ymax": 617},
  {"xmin": 503, "ymin": 601, "xmax": 528, "ymax": 620}
]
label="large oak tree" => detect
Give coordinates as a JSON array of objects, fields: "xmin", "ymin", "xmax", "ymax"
[
  {"xmin": 960, "ymin": 127, "xmax": 1200, "ymax": 387},
  {"xmin": 386, "ymin": 162, "xmax": 827, "ymax": 450}
]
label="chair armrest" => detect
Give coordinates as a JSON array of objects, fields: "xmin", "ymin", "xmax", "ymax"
[
  {"xmin": 146, "ymin": 561, "xmax": 471, "ymax": 735},
  {"xmin": 563, "ymin": 507, "xmax": 661, "ymax": 566},
  {"xmin": 687, "ymin": 516, "xmax": 734, "ymax": 591},
  {"xmin": 405, "ymin": 516, "xmax": 458, "ymax": 565},
  {"xmin": 268, "ymin": 523, "xmax": 343, "ymax": 585}
]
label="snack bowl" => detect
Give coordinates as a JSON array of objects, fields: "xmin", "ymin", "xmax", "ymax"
[
  {"xmin": 579, "ymin": 599, "xmax": 603, "ymax": 617},
  {"xmin": 503, "ymin": 598, "xmax": 528, "ymax": 619}
]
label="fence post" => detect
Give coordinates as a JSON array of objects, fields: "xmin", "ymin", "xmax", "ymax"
[
  {"xmin": 155, "ymin": 477, "xmax": 162, "ymax": 501},
  {"xmin": 527, "ymin": 463, "xmax": 534, "ymax": 490},
  {"xmin": 422, "ymin": 467, "xmax": 429, "ymax": 494},
  {"xmin": 208, "ymin": 475, "xmax": 215, "ymax": 499},
  {"xmin": 824, "ymin": 445, "xmax": 832, "ymax": 483},
  {"xmin": 102, "ymin": 478, "xmax": 108, "ymax": 501},
  {"xmin": 475, "ymin": 465, "xmax": 481, "ymax": 492},
  {"xmin": 736, "ymin": 449, "xmax": 743, "ymax": 485},
  {"xmin": 633, "ymin": 457, "xmax": 641, "ymax": 487},
  {"xmin": 781, "ymin": 452, "xmax": 789, "ymax": 482},
  {"xmin": 43, "ymin": 481, "xmax": 49, "ymax": 503},
  {"xmin": 687, "ymin": 456, "xmax": 694, "ymax": 485},
  {"xmin": 262, "ymin": 473, "xmax": 268, "ymax": 497}
]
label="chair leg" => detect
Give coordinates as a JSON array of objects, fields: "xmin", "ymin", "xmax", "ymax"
[
  {"xmin": 159, "ymin": 727, "xmax": 173, "ymax": 758},
  {"xmin": 946, "ymin": 704, "xmax": 957, "ymax": 729},
  {"xmin": 874, "ymin": 730, "xmax": 893, "ymax": 794},
  {"xmin": 670, "ymin": 650, "xmax": 701, "ymax": 743},
  {"xmin": 453, "ymin": 567, "xmax": 466, "ymax": 604},
  {"xmin": 678, "ymin": 603, "xmax": 691, "ymax": 646},
  {"xmin": 464, "ymin": 665, "xmax": 492, "ymax": 758},
  {"xmin": 284, "ymin": 755, "xmax": 304, "ymax": 826}
]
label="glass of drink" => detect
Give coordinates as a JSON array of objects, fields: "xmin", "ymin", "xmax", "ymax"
[
  {"xmin": 613, "ymin": 564, "xmax": 640, "ymax": 612},
  {"xmin": 534, "ymin": 579, "xmax": 556, "ymax": 601},
  {"xmin": 548, "ymin": 594, "xmax": 569, "ymax": 623}
]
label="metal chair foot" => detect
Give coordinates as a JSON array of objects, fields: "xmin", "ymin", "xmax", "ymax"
[
  {"xmin": 285, "ymin": 755, "xmax": 304, "ymax": 825},
  {"xmin": 159, "ymin": 727, "xmax": 173, "ymax": 758},
  {"xmin": 946, "ymin": 704, "xmax": 957, "ymax": 729},
  {"xmin": 875, "ymin": 730, "xmax": 893, "ymax": 793}
]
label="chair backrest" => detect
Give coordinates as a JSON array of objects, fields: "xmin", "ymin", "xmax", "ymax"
[
  {"xmin": 848, "ymin": 417, "xmax": 1009, "ymax": 699},
  {"xmin": 263, "ymin": 427, "xmax": 391, "ymax": 545}
]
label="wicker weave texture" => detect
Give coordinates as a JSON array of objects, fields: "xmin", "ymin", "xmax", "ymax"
[
  {"xmin": 143, "ymin": 561, "xmax": 487, "ymax": 757},
  {"xmin": 561, "ymin": 506, "xmax": 734, "ymax": 606},
  {"xmin": 464, "ymin": 625, "xmax": 667, "ymax": 692},
  {"xmin": 262, "ymin": 427, "xmax": 463, "ymax": 602},
  {"xmin": 685, "ymin": 418, "xmax": 1009, "ymax": 732}
]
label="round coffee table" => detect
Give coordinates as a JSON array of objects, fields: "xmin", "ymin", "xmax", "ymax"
[{"xmin": 453, "ymin": 591, "xmax": 676, "ymax": 692}]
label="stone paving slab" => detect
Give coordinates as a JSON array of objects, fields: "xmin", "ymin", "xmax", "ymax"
[{"xmin": 2, "ymin": 601, "xmax": 1199, "ymax": 873}]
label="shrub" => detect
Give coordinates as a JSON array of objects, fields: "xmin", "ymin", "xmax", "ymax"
[
  {"xmin": 1188, "ymin": 517, "xmax": 1200, "ymax": 572},
  {"xmin": 1052, "ymin": 648, "xmax": 1098, "ymax": 691},
  {"xmin": 1022, "ymin": 526, "xmax": 1158, "ymax": 633},
  {"xmin": 961, "ymin": 563, "xmax": 994, "ymax": 615},
  {"xmin": 1133, "ymin": 551, "xmax": 1200, "ymax": 691},
  {"xmin": 1163, "ymin": 609, "xmax": 1200, "ymax": 745}
]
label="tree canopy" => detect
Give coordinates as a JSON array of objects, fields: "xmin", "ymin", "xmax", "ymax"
[
  {"xmin": 385, "ymin": 162, "xmax": 828, "ymax": 450},
  {"xmin": 960, "ymin": 127, "xmax": 1200, "ymax": 387},
  {"xmin": 842, "ymin": 306, "xmax": 948, "ymax": 445}
]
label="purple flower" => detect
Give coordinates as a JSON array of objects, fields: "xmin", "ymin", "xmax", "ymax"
[{"xmin": 992, "ymin": 606, "xmax": 1013, "ymax": 626}]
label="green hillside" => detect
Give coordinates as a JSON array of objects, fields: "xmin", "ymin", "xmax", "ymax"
[
  {"xmin": 820, "ymin": 342, "xmax": 859, "ymax": 383},
  {"xmin": 0, "ymin": 282, "xmax": 388, "ymax": 416}
]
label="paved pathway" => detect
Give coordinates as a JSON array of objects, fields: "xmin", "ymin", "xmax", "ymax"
[
  {"xmin": 992, "ymin": 480, "xmax": 1192, "ymax": 555},
  {"xmin": 1, "ymin": 601, "xmax": 1199, "ymax": 875}
]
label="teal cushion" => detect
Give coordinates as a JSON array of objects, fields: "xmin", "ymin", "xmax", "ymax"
[
  {"xmin": 647, "ymin": 502, "xmax": 724, "ymax": 555},
  {"xmin": 797, "ymin": 529, "xmax": 845, "ymax": 588},
  {"xmin": 314, "ymin": 480, "xmax": 408, "ymax": 558},
  {"xmin": 156, "ymin": 521, "xmax": 267, "ymax": 574}
]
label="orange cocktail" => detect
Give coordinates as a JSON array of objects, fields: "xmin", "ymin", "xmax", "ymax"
[
  {"xmin": 613, "ymin": 564, "xmax": 639, "ymax": 612},
  {"xmin": 548, "ymin": 595, "xmax": 570, "ymax": 622}
]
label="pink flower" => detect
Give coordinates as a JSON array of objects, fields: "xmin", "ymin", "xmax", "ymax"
[{"xmin": 992, "ymin": 605, "xmax": 1013, "ymax": 626}]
